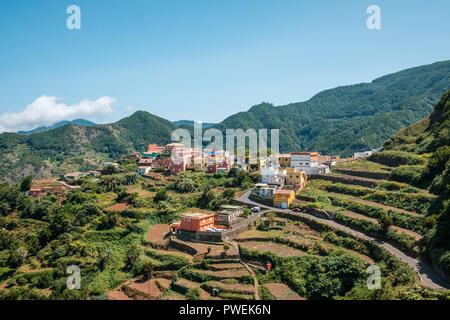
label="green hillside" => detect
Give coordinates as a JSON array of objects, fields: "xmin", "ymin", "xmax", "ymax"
[
  {"xmin": 0, "ymin": 111, "xmax": 176, "ymax": 183},
  {"xmin": 216, "ymin": 60, "xmax": 450, "ymax": 156},
  {"xmin": 368, "ymin": 90, "xmax": 450, "ymax": 280}
]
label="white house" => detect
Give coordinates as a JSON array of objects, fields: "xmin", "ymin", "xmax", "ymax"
[
  {"xmin": 290, "ymin": 152, "xmax": 329, "ymax": 175},
  {"xmin": 354, "ymin": 151, "xmax": 373, "ymax": 159},
  {"xmin": 252, "ymin": 183, "xmax": 277, "ymax": 197},
  {"xmin": 261, "ymin": 166, "xmax": 286, "ymax": 185},
  {"xmin": 137, "ymin": 166, "xmax": 151, "ymax": 176}
]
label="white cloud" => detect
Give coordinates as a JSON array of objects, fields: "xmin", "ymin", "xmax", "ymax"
[{"xmin": 0, "ymin": 95, "xmax": 116, "ymax": 133}]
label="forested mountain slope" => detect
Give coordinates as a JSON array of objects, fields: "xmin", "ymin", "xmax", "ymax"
[
  {"xmin": 216, "ymin": 60, "xmax": 450, "ymax": 156},
  {"xmin": 0, "ymin": 111, "xmax": 176, "ymax": 183}
]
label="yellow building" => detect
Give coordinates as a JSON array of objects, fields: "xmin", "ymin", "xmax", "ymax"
[
  {"xmin": 277, "ymin": 154, "xmax": 291, "ymax": 167},
  {"xmin": 273, "ymin": 190, "xmax": 295, "ymax": 209},
  {"xmin": 285, "ymin": 168, "xmax": 307, "ymax": 190}
]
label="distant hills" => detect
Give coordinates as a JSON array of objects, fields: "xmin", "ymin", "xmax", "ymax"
[
  {"xmin": 0, "ymin": 60, "xmax": 449, "ymax": 182},
  {"xmin": 17, "ymin": 119, "xmax": 96, "ymax": 135},
  {"xmin": 172, "ymin": 120, "xmax": 216, "ymax": 128}
]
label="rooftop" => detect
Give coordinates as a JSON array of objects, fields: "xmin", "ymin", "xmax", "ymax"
[
  {"xmin": 180, "ymin": 212, "xmax": 215, "ymax": 219},
  {"xmin": 275, "ymin": 190, "xmax": 294, "ymax": 195},
  {"xmin": 290, "ymin": 152, "xmax": 319, "ymax": 156}
]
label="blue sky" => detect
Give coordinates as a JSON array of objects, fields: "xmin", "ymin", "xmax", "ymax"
[{"xmin": 0, "ymin": 0, "xmax": 449, "ymax": 131}]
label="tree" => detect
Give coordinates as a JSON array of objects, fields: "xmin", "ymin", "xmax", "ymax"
[
  {"xmin": 101, "ymin": 175, "xmax": 118, "ymax": 192},
  {"xmin": 174, "ymin": 174, "xmax": 197, "ymax": 193},
  {"xmin": 124, "ymin": 172, "xmax": 140, "ymax": 185},
  {"xmin": 154, "ymin": 188, "xmax": 168, "ymax": 202},
  {"xmin": 378, "ymin": 212, "xmax": 393, "ymax": 233},
  {"xmin": 222, "ymin": 189, "xmax": 235, "ymax": 199},
  {"xmin": 20, "ymin": 175, "xmax": 33, "ymax": 192},
  {"xmin": 142, "ymin": 261, "xmax": 154, "ymax": 280}
]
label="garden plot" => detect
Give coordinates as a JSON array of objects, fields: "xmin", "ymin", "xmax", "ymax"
[
  {"xmin": 203, "ymin": 281, "xmax": 254, "ymax": 295},
  {"xmin": 194, "ymin": 269, "xmax": 250, "ymax": 279},
  {"xmin": 174, "ymin": 278, "xmax": 218, "ymax": 300},
  {"xmin": 146, "ymin": 224, "xmax": 169, "ymax": 243},
  {"xmin": 210, "ymin": 263, "xmax": 245, "ymax": 271},
  {"xmin": 106, "ymin": 277, "xmax": 171, "ymax": 300},
  {"xmin": 264, "ymin": 283, "xmax": 306, "ymax": 300},
  {"xmin": 238, "ymin": 241, "xmax": 307, "ymax": 257}
]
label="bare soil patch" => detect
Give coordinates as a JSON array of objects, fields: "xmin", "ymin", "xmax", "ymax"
[
  {"xmin": 146, "ymin": 224, "xmax": 169, "ymax": 243},
  {"xmin": 105, "ymin": 203, "xmax": 131, "ymax": 212},
  {"xmin": 239, "ymin": 241, "xmax": 307, "ymax": 257},
  {"xmin": 128, "ymin": 277, "xmax": 166, "ymax": 298},
  {"xmin": 264, "ymin": 283, "xmax": 306, "ymax": 300},
  {"xmin": 207, "ymin": 281, "xmax": 254, "ymax": 294},
  {"xmin": 107, "ymin": 289, "xmax": 133, "ymax": 300}
]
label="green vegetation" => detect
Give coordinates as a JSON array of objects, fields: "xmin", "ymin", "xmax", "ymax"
[{"xmin": 369, "ymin": 90, "xmax": 450, "ymax": 277}]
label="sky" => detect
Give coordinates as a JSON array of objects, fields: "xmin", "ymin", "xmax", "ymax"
[{"xmin": 0, "ymin": 0, "xmax": 449, "ymax": 132}]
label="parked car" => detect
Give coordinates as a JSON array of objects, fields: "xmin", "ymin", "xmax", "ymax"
[
  {"xmin": 251, "ymin": 207, "xmax": 260, "ymax": 212},
  {"xmin": 292, "ymin": 207, "xmax": 301, "ymax": 212}
]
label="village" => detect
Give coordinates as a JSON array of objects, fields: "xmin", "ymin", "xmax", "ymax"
[{"xmin": 25, "ymin": 140, "xmax": 382, "ymax": 243}]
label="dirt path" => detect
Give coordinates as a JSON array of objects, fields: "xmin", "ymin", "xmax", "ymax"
[{"xmin": 236, "ymin": 191, "xmax": 450, "ymax": 290}]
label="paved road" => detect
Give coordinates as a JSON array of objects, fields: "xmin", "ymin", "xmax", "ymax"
[{"xmin": 236, "ymin": 191, "xmax": 450, "ymax": 290}]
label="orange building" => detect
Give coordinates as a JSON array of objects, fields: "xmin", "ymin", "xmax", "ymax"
[
  {"xmin": 170, "ymin": 212, "xmax": 216, "ymax": 233},
  {"xmin": 146, "ymin": 144, "xmax": 165, "ymax": 154},
  {"xmin": 273, "ymin": 190, "xmax": 295, "ymax": 209}
]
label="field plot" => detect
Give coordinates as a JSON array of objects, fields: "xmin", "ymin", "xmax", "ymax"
[
  {"xmin": 146, "ymin": 224, "xmax": 169, "ymax": 243},
  {"xmin": 126, "ymin": 185, "xmax": 156, "ymax": 198},
  {"xmin": 106, "ymin": 277, "xmax": 171, "ymax": 300},
  {"xmin": 194, "ymin": 269, "xmax": 250, "ymax": 279},
  {"xmin": 105, "ymin": 203, "xmax": 131, "ymax": 212},
  {"xmin": 264, "ymin": 283, "xmax": 306, "ymax": 300},
  {"xmin": 175, "ymin": 278, "xmax": 217, "ymax": 299},
  {"xmin": 239, "ymin": 241, "xmax": 307, "ymax": 257}
]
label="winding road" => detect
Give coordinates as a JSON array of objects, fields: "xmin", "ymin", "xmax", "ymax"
[{"xmin": 236, "ymin": 191, "xmax": 450, "ymax": 290}]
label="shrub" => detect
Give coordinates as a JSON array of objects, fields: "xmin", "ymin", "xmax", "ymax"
[{"xmin": 185, "ymin": 287, "xmax": 201, "ymax": 300}]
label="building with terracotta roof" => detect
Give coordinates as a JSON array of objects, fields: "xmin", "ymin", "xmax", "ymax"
[
  {"xmin": 170, "ymin": 212, "xmax": 216, "ymax": 233},
  {"xmin": 138, "ymin": 158, "xmax": 154, "ymax": 167}
]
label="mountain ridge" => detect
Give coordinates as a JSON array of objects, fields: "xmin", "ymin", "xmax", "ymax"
[{"xmin": 17, "ymin": 119, "xmax": 96, "ymax": 135}]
